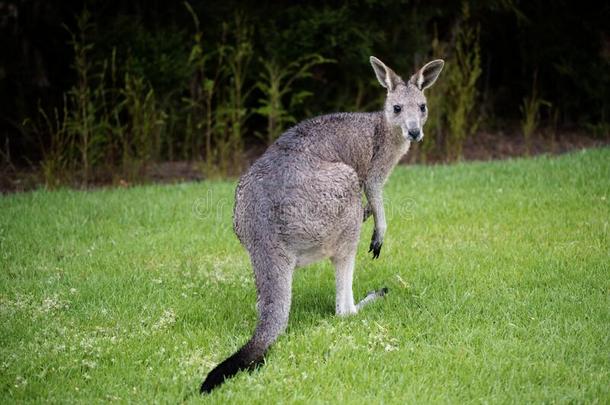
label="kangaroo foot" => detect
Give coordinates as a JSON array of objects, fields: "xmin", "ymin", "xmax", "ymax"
[{"xmin": 356, "ymin": 287, "xmax": 388, "ymax": 311}]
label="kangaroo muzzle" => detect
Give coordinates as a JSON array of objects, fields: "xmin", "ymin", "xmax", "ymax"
[
  {"xmin": 406, "ymin": 119, "xmax": 423, "ymax": 142},
  {"xmin": 407, "ymin": 127, "xmax": 422, "ymax": 142}
]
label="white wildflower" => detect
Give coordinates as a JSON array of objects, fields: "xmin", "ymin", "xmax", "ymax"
[{"xmin": 152, "ymin": 309, "xmax": 176, "ymax": 330}]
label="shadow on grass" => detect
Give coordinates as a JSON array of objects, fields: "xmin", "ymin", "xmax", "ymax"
[{"xmin": 291, "ymin": 284, "xmax": 335, "ymax": 324}]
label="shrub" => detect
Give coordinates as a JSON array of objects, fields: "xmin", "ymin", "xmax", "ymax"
[
  {"xmin": 254, "ymin": 54, "xmax": 332, "ymax": 145},
  {"xmin": 520, "ymin": 73, "xmax": 551, "ymax": 154},
  {"xmin": 444, "ymin": 3, "xmax": 482, "ymax": 161}
]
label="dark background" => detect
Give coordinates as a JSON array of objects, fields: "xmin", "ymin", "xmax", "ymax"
[{"xmin": 1, "ymin": 0, "xmax": 609, "ymax": 187}]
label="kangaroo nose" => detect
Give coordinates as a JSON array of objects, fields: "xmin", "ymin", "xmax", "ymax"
[{"xmin": 408, "ymin": 128, "xmax": 420, "ymax": 138}]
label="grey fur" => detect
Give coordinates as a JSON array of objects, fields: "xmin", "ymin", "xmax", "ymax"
[{"xmin": 200, "ymin": 56, "xmax": 444, "ymax": 393}]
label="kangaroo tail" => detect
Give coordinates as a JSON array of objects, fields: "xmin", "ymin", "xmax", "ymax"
[
  {"xmin": 200, "ymin": 252, "xmax": 294, "ymax": 394},
  {"xmin": 199, "ymin": 338, "xmax": 265, "ymax": 394}
]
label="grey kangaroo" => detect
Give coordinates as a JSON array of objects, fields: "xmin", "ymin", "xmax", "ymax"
[{"xmin": 200, "ymin": 56, "xmax": 444, "ymax": 393}]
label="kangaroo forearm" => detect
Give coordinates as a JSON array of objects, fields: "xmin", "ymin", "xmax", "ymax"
[
  {"xmin": 365, "ymin": 185, "xmax": 386, "ymax": 259},
  {"xmin": 364, "ymin": 185, "xmax": 386, "ymax": 233},
  {"xmin": 372, "ymin": 202, "xmax": 386, "ymax": 233}
]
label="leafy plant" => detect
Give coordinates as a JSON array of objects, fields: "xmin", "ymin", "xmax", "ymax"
[
  {"xmin": 520, "ymin": 73, "xmax": 551, "ymax": 154},
  {"xmin": 444, "ymin": 3, "xmax": 482, "ymax": 161},
  {"xmin": 221, "ymin": 13, "xmax": 254, "ymax": 172},
  {"xmin": 417, "ymin": 26, "xmax": 448, "ymax": 163},
  {"xmin": 255, "ymin": 54, "xmax": 332, "ymax": 145},
  {"xmin": 182, "ymin": 2, "xmax": 227, "ymax": 176},
  {"xmin": 30, "ymin": 99, "xmax": 71, "ymax": 188},
  {"xmin": 183, "ymin": 1, "xmax": 225, "ymax": 165},
  {"xmin": 120, "ymin": 72, "xmax": 167, "ymax": 176},
  {"xmin": 63, "ymin": 9, "xmax": 105, "ymax": 184},
  {"xmin": 183, "ymin": 5, "xmax": 254, "ymax": 177},
  {"xmin": 29, "ymin": 9, "xmax": 172, "ymax": 186}
]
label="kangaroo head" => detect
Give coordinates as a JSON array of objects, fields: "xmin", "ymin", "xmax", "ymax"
[{"xmin": 370, "ymin": 56, "xmax": 444, "ymax": 143}]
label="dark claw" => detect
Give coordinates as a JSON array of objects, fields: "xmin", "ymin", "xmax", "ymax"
[
  {"xmin": 369, "ymin": 232, "xmax": 383, "ymax": 259},
  {"xmin": 373, "ymin": 243, "xmax": 382, "ymax": 259}
]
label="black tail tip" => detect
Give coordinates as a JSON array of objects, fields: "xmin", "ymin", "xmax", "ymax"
[
  {"xmin": 199, "ymin": 347, "xmax": 256, "ymax": 395},
  {"xmin": 199, "ymin": 367, "xmax": 227, "ymax": 395},
  {"xmin": 199, "ymin": 344, "xmax": 266, "ymax": 394},
  {"xmin": 199, "ymin": 379, "xmax": 214, "ymax": 395}
]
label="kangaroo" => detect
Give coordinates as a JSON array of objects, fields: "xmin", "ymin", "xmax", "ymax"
[{"xmin": 200, "ymin": 56, "xmax": 444, "ymax": 394}]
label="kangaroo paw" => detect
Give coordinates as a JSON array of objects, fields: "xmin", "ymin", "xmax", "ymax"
[{"xmin": 368, "ymin": 236, "xmax": 383, "ymax": 259}]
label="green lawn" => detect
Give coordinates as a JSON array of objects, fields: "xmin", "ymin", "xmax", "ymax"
[{"xmin": 1, "ymin": 148, "xmax": 609, "ymax": 403}]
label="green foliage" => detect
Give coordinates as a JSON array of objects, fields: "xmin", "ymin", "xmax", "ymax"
[
  {"xmin": 1, "ymin": 149, "xmax": 609, "ymax": 402},
  {"xmin": 220, "ymin": 13, "xmax": 254, "ymax": 174},
  {"xmin": 254, "ymin": 54, "xmax": 333, "ymax": 145},
  {"xmin": 120, "ymin": 73, "xmax": 167, "ymax": 172},
  {"xmin": 17, "ymin": 1, "xmax": 610, "ymax": 184},
  {"xmin": 25, "ymin": 1, "xmax": 460, "ymax": 183},
  {"xmin": 183, "ymin": 1, "xmax": 222, "ymax": 166},
  {"xmin": 520, "ymin": 74, "xmax": 551, "ymax": 154},
  {"xmin": 63, "ymin": 9, "xmax": 106, "ymax": 184},
  {"xmin": 36, "ymin": 10, "xmax": 148, "ymax": 187},
  {"xmin": 28, "ymin": 9, "xmax": 173, "ymax": 187},
  {"xmin": 415, "ymin": 5, "xmax": 482, "ymax": 163},
  {"xmin": 444, "ymin": 3, "xmax": 482, "ymax": 161},
  {"xmin": 103, "ymin": 16, "xmax": 191, "ymax": 98},
  {"xmin": 31, "ymin": 100, "xmax": 71, "ymax": 188},
  {"xmin": 183, "ymin": 4, "xmax": 254, "ymax": 177},
  {"xmin": 417, "ymin": 28, "xmax": 447, "ymax": 163}
]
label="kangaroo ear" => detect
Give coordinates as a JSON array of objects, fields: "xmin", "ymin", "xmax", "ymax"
[
  {"xmin": 410, "ymin": 59, "xmax": 445, "ymax": 90},
  {"xmin": 370, "ymin": 56, "xmax": 401, "ymax": 91}
]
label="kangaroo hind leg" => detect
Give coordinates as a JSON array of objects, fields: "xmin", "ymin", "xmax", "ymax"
[
  {"xmin": 332, "ymin": 251, "xmax": 389, "ymax": 316},
  {"xmin": 332, "ymin": 253, "xmax": 358, "ymax": 316}
]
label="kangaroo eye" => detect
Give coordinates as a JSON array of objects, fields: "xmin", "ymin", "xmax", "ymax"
[
  {"xmin": 393, "ymin": 105, "xmax": 402, "ymax": 114},
  {"xmin": 420, "ymin": 104, "xmax": 427, "ymax": 113}
]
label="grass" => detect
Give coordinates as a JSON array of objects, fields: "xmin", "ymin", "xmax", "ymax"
[{"xmin": 1, "ymin": 148, "xmax": 609, "ymax": 403}]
